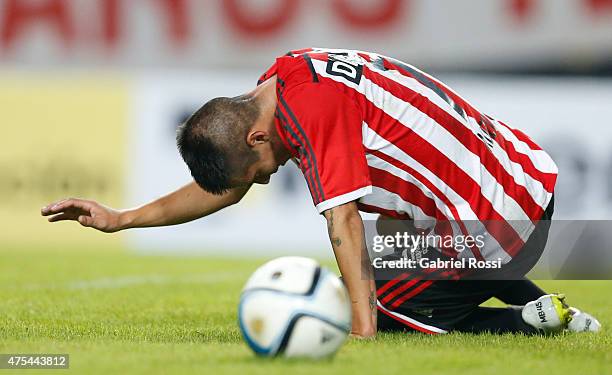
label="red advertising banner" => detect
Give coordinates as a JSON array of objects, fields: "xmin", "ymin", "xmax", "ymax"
[{"xmin": 1, "ymin": 0, "xmax": 611, "ymax": 69}]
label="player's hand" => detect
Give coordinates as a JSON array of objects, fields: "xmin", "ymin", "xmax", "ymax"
[
  {"xmin": 350, "ymin": 321, "xmax": 377, "ymax": 339},
  {"xmin": 349, "ymin": 332, "xmax": 376, "ymax": 340},
  {"xmin": 41, "ymin": 198, "xmax": 124, "ymax": 233}
]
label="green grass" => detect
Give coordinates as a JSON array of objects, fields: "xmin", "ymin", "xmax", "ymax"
[{"xmin": 0, "ymin": 247, "xmax": 610, "ymax": 374}]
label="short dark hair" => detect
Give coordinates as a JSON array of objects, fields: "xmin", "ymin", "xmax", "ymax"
[{"xmin": 176, "ymin": 95, "xmax": 260, "ymax": 194}]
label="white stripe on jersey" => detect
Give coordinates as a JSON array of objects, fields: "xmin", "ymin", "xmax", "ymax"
[
  {"xmin": 315, "ymin": 185, "xmax": 372, "ymax": 213},
  {"xmin": 359, "ymin": 186, "xmax": 435, "ymax": 225},
  {"xmin": 359, "ymin": 184, "xmax": 467, "ymax": 256},
  {"xmin": 357, "ymin": 57, "xmax": 553, "ymax": 211},
  {"xmin": 313, "ymin": 59, "xmax": 535, "ymax": 242},
  {"xmin": 361, "ymin": 124, "xmax": 480, "ymax": 221},
  {"xmin": 312, "ymin": 48, "xmax": 557, "ymax": 180},
  {"xmin": 495, "ymin": 123, "xmax": 558, "ymax": 174},
  {"xmin": 361, "ymin": 124, "xmax": 513, "ymax": 262},
  {"xmin": 367, "ymin": 52, "xmax": 557, "ymax": 174},
  {"xmin": 365, "ymin": 152, "xmax": 455, "ymax": 220}
]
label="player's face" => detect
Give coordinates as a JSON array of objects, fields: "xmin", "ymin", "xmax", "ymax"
[
  {"xmin": 250, "ymin": 143, "xmax": 281, "ymax": 185},
  {"xmin": 236, "ymin": 123, "xmax": 291, "ymax": 187},
  {"xmin": 230, "ymin": 142, "xmax": 282, "ymax": 188}
]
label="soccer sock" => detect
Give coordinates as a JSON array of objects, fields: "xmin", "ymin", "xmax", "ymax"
[
  {"xmin": 452, "ymin": 279, "xmax": 547, "ymax": 334},
  {"xmin": 493, "ymin": 278, "xmax": 546, "ymax": 306},
  {"xmin": 453, "ymin": 306, "xmax": 539, "ymax": 334}
]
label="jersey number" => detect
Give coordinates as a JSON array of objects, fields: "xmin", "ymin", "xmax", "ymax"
[{"xmin": 326, "ymin": 56, "xmax": 363, "ymax": 85}]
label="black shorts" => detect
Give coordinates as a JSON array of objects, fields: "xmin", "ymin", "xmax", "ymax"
[
  {"xmin": 376, "ymin": 278, "xmax": 537, "ymax": 333},
  {"xmin": 374, "ymin": 197, "xmax": 555, "ymax": 334}
]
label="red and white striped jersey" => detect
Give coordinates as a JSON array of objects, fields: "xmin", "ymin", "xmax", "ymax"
[{"xmin": 258, "ymin": 48, "xmax": 558, "ymax": 263}]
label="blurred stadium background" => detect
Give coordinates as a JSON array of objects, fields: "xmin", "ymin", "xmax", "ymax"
[{"xmin": 2, "ymin": 0, "xmax": 612, "ymax": 256}]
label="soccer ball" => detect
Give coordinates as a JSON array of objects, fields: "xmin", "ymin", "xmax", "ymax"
[{"xmin": 238, "ymin": 256, "xmax": 352, "ymax": 358}]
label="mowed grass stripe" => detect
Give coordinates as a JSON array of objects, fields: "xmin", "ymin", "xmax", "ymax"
[{"xmin": 0, "ymin": 248, "xmax": 609, "ymax": 375}]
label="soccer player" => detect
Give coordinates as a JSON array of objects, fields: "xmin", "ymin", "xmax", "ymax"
[{"xmin": 41, "ymin": 48, "xmax": 600, "ymax": 337}]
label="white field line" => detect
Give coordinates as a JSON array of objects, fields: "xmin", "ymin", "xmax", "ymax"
[{"xmin": 13, "ymin": 272, "xmax": 242, "ymax": 291}]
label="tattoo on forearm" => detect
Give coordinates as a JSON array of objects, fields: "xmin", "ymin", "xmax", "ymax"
[
  {"xmin": 326, "ymin": 210, "xmax": 342, "ymax": 247},
  {"xmin": 369, "ymin": 289, "xmax": 376, "ymax": 312},
  {"xmin": 363, "ymin": 242, "xmax": 377, "ymax": 320},
  {"xmin": 361, "ymin": 244, "xmax": 373, "ymax": 278}
]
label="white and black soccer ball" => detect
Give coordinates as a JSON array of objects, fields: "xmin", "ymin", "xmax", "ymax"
[{"xmin": 238, "ymin": 256, "xmax": 352, "ymax": 358}]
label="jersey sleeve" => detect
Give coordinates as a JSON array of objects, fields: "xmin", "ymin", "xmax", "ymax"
[{"xmin": 277, "ymin": 83, "xmax": 372, "ymax": 213}]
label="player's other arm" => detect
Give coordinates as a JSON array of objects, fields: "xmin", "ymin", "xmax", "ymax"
[
  {"xmin": 41, "ymin": 181, "xmax": 250, "ymax": 233},
  {"xmin": 323, "ymin": 201, "xmax": 377, "ymax": 338}
]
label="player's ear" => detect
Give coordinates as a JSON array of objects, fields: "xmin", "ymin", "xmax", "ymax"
[{"xmin": 246, "ymin": 130, "xmax": 270, "ymax": 146}]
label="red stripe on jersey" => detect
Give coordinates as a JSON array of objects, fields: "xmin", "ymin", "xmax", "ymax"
[
  {"xmin": 306, "ymin": 55, "xmax": 528, "ymax": 222},
  {"xmin": 367, "ymin": 149, "xmax": 486, "ymax": 260},
  {"xmin": 309, "ymin": 54, "xmax": 547, "ymax": 225},
  {"xmin": 388, "ymin": 60, "xmax": 542, "ymax": 154},
  {"xmin": 380, "ymin": 277, "xmax": 422, "ymax": 304},
  {"xmin": 368, "ymin": 110, "xmax": 530, "ymax": 255},
  {"xmin": 304, "ymin": 53, "xmax": 546, "ymax": 258},
  {"xmin": 498, "ymin": 120, "xmax": 542, "ymax": 150},
  {"xmin": 376, "ymin": 273, "xmax": 409, "ymax": 296},
  {"xmin": 384, "ymin": 61, "xmax": 556, "ymax": 193},
  {"xmin": 314, "ymin": 72, "xmax": 522, "ymax": 257},
  {"xmin": 368, "ymin": 149, "xmax": 462, "ymax": 221},
  {"xmin": 497, "ymin": 134, "xmax": 557, "ymax": 193},
  {"xmin": 367, "ymin": 166, "xmax": 462, "ymax": 259},
  {"xmin": 361, "ymin": 66, "xmax": 546, "ymax": 220},
  {"xmin": 357, "ymin": 52, "xmax": 374, "ymax": 62},
  {"xmin": 390, "ymin": 280, "xmax": 434, "ymax": 309},
  {"xmin": 368, "ymin": 166, "xmax": 445, "ymax": 219}
]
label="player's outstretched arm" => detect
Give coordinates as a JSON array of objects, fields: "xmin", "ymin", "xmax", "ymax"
[
  {"xmin": 323, "ymin": 201, "xmax": 377, "ymax": 338},
  {"xmin": 41, "ymin": 182, "xmax": 250, "ymax": 233}
]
